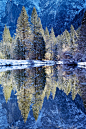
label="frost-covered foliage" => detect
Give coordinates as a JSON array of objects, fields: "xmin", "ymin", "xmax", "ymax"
[
  {"xmin": 56, "ymin": 25, "xmax": 78, "ymax": 60},
  {"xmin": 0, "ymin": 25, "xmax": 12, "ymax": 59}
]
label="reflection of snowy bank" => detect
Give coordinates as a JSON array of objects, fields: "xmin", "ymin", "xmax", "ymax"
[
  {"xmin": 78, "ymin": 62, "xmax": 86, "ymax": 68},
  {"xmin": 78, "ymin": 62, "xmax": 86, "ymax": 69},
  {"xmin": 0, "ymin": 59, "xmax": 86, "ymax": 72},
  {"xmin": 0, "ymin": 59, "xmax": 55, "ymax": 66},
  {"xmin": 0, "ymin": 59, "xmax": 55, "ymax": 72}
]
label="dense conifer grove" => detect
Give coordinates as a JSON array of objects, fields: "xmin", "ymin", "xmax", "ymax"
[{"xmin": 0, "ymin": 6, "xmax": 86, "ymax": 61}]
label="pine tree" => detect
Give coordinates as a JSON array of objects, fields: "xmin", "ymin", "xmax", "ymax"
[
  {"xmin": 16, "ymin": 6, "xmax": 31, "ymax": 59},
  {"xmin": 44, "ymin": 27, "xmax": 50, "ymax": 41},
  {"xmin": 57, "ymin": 35, "xmax": 63, "ymax": 60},
  {"xmin": 65, "ymin": 29, "xmax": 70, "ymax": 46},
  {"xmin": 31, "ymin": 7, "xmax": 45, "ymax": 60},
  {"xmin": 37, "ymin": 17, "xmax": 45, "ymax": 60},
  {"xmin": 31, "ymin": 7, "xmax": 38, "ymax": 60},
  {"xmin": 0, "ymin": 41, "xmax": 5, "ymax": 59},
  {"xmin": 44, "ymin": 27, "xmax": 50, "ymax": 60},
  {"xmin": 11, "ymin": 35, "xmax": 16, "ymax": 59},
  {"xmin": 70, "ymin": 25, "xmax": 78, "ymax": 55},
  {"xmin": 61, "ymin": 29, "xmax": 71, "ymax": 53},
  {"xmin": 14, "ymin": 37, "xmax": 24, "ymax": 59},
  {"xmin": 2, "ymin": 25, "xmax": 12, "ymax": 44},
  {"xmin": 63, "ymin": 29, "xmax": 70, "ymax": 48},
  {"xmin": 2, "ymin": 25, "xmax": 12, "ymax": 59},
  {"xmin": 49, "ymin": 28, "xmax": 56, "ymax": 60}
]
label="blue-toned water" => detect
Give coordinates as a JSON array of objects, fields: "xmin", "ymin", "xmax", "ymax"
[{"xmin": 0, "ymin": 66, "xmax": 86, "ymax": 129}]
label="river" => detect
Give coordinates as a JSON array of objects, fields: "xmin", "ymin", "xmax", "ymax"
[{"xmin": 0, "ymin": 65, "xmax": 86, "ymax": 129}]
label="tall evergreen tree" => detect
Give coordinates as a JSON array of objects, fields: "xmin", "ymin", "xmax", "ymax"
[
  {"xmin": 31, "ymin": 7, "xmax": 38, "ymax": 60},
  {"xmin": 31, "ymin": 7, "xmax": 45, "ymax": 60},
  {"xmin": 44, "ymin": 27, "xmax": 50, "ymax": 60},
  {"xmin": 57, "ymin": 34, "xmax": 63, "ymax": 60},
  {"xmin": 16, "ymin": 6, "xmax": 31, "ymax": 59},
  {"xmin": 14, "ymin": 37, "xmax": 24, "ymax": 59},
  {"xmin": 61, "ymin": 29, "xmax": 71, "ymax": 53},
  {"xmin": 63, "ymin": 29, "xmax": 70, "ymax": 48},
  {"xmin": 70, "ymin": 25, "xmax": 78, "ymax": 55},
  {"xmin": 65, "ymin": 29, "xmax": 70, "ymax": 46},
  {"xmin": 49, "ymin": 28, "xmax": 56, "ymax": 60},
  {"xmin": 11, "ymin": 35, "xmax": 16, "ymax": 59},
  {"xmin": 2, "ymin": 25, "xmax": 12, "ymax": 44},
  {"xmin": 0, "ymin": 41, "xmax": 5, "ymax": 59},
  {"xmin": 2, "ymin": 25, "xmax": 12, "ymax": 59},
  {"xmin": 37, "ymin": 17, "xmax": 45, "ymax": 60},
  {"xmin": 44, "ymin": 27, "xmax": 49, "ymax": 42}
]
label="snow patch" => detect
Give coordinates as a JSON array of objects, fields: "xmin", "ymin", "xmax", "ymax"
[
  {"xmin": 0, "ymin": 59, "xmax": 55, "ymax": 72},
  {"xmin": 56, "ymin": 61, "xmax": 63, "ymax": 65},
  {"xmin": 78, "ymin": 62, "xmax": 86, "ymax": 68},
  {"xmin": 0, "ymin": 59, "xmax": 56, "ymax": 66}
]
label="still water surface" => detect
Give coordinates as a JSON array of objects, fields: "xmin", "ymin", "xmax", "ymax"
[{"xmin": 0, "ymin": 65, "xmax": 86, "ymax": 129}]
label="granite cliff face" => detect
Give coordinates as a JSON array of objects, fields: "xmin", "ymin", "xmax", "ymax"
[
  {"xmin": 39, "ymin": 0, "xmax": 86, "ymax": 35},
  {"xmin": 0, "ymin": 0, "xmax": 86, "ymax": 39}
]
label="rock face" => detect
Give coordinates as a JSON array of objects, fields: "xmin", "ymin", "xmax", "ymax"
[
  {"xmin": 39, "ymin": 0, "xmax": 86, "ymax": 35},
  {"xmin": 1, "ymin": 1, "xmax": 22, "ymax": 26},
  {"xmin": 0, "ymin": 0, "xmax": 86, "ymax": 39}
]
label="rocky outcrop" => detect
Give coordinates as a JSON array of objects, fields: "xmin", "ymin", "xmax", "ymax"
[
  {"xmin": 39, "ymin": 0, "xmax": 85, "ymax": 35},
  {"xmin": 1, "ymin": 1, "xmax": 22, "ymax": 27}
]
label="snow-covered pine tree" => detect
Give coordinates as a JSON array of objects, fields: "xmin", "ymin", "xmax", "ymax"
[
  {"xmin": 16, "ymin": 6, "xmax": 32, "ymax": 60},
  {"xmin": 63, "ymin": 29, "xmax": 70, "ymax": 48},
  {"xmin": 56, "ymin": 34, "xmax": 64, "ymax": 60},
  {"xmin": 31, "ymin": 7, "xmax": 45, "ymax": 60},
  {"xmin": 70, "ymin": 25, "xmax": 78, "ymax": 55},
  {"xmin": 37, "ymin": 17, "xmax": 45, "ymax": 60},
  {"xmin": 14, "ymin": 37, "xmax": 24, "ymax": 59},
  {"xmin": 44, "ymin": 27, "xmax": 50, "ymax": 42},
  {"xmin": 0, "ymin": 41, "xmax": 5, "ymax": 59},
  {"xmin": 44, "ymin": 27, "xmax": 50, "ymax": 60},
  {"xmin": 31, "ymin": 7, "xmax": 38, "ymax": 60},
  {"xmin": 49, "ymin": 27, "xmax": 56, "ymax": 60},
  {"xmin": 2, "ymin": 25, "xmax": 12, "ymax": 59}
]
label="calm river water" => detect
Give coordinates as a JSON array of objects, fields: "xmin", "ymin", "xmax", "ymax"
[{"xmin": 0, "ymin": 65, "xmax": 86, "ymax": 129}]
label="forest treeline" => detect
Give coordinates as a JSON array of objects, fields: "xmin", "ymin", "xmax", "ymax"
[{"xmin": 0, "ymin": 6, "xmax": 86, "ymax": 61}]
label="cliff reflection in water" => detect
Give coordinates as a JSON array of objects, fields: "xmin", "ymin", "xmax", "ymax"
[{"xmin": 0, "ymin": 66, "xmax": 86, "ymax": 122}]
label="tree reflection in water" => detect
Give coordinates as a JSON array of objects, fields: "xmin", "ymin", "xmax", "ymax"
[{"xmin": 0, "ymin": 65, "xmax": 86, "ymax": 122}]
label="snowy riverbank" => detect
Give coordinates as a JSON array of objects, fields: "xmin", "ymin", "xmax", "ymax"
[
  {"xmin": 0, "ymin": 59, "xmax": 55, "ymax": 66},
  {"xmin": 0, "ymin": 59, "xmax": 55, "ymax": 72}
]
